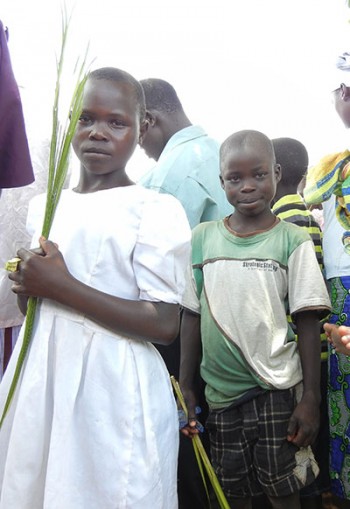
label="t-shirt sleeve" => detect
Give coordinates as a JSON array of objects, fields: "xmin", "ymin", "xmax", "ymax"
[
  {"xmin": 133, "ymin": 193, "xmax": 192, "ymax": 304},
  {"xmin": 288, "ymin": 239, "xmax": 331, "ymax": 317}
]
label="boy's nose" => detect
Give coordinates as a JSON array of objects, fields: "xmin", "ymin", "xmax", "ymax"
[{"xmin": 241, "ymin": 179, "xmax": 256, "ymax": 192}]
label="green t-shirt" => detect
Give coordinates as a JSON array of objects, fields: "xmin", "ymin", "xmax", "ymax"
[{"xmin": 182, "ymin": 218, "xmax": 331, "ymax": 409}]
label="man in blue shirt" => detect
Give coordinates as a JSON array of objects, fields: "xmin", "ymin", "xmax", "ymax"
[{"xmin": 139, "ymin": 78, "xmax": 232, "ymax": 229}]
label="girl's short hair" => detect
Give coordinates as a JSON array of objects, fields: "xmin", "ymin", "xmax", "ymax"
[{"xmin": 88, "ymin": 67, "xmax": 146, "ymax": 121}]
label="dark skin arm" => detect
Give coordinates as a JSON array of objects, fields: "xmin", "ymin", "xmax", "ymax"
[
  {"xmin": 179, "ymin": 307, "xmax": 202, "ymax": 438},
  {"xmin": 287, "ymin": 310, "xmax": 321, "ymax": 447},
  {"xmin": 9, "ymin": 237, "xmax": 180, "ymax": 345}
]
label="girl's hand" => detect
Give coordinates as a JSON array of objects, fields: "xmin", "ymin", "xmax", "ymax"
[
  {"xmin": 8, "ymin": 237, "xmax": 70, "ymax": 300},
  {"xmin": 324, "ymin": 323, "xmax": 350, "ymax": 355}
]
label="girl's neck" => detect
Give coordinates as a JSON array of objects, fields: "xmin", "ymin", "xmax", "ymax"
[
  {"xmin": 74, "ymin": 171, "xmax": 134, "ymax": 194},
  {"xmin": 226, "ymin": 213, "xmax": 279, "ymax": 237}
]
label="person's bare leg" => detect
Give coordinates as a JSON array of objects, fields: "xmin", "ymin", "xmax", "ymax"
[{"xmin": 267, "ymin": 492, "xmax": 301, "ymax": 509}]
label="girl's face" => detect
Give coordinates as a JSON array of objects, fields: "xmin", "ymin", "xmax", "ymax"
[
  {"xmin": 333, "ymin": 83, "xmax": 350, "ymax": 128},
  {"xmin": 72, "ymin": 78, "xmax": 145, "ymax": 179}
]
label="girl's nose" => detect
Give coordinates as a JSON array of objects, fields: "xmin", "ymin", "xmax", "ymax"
[{"xmin": 88, "ymin": 123, "xmax": 108, "ymax": 140}]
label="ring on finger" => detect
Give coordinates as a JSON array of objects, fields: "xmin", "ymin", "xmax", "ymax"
[{"xmin": 5, "ymin": 257, "xmax": 21, "ymax": 272}]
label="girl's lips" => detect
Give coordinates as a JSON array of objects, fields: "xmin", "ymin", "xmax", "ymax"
[{"xmin": 84, "ymin": 147, "xmax": 111, "ymax": 156}]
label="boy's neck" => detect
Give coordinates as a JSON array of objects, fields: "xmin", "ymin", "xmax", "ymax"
[{"xmin": 226, "ymin": 211, "xmax": 279, "ymax": 237}]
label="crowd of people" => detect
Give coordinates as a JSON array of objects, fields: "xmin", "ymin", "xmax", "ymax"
[{"xmin": 2, "ymin": 15, "xmax": 350, "ymax": 509}]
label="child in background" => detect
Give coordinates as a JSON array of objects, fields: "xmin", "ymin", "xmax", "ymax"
[
  {"xmin": 180, "ymin": 130, "xmax": 331, "ymax": 509},
  {"xmin": 272, "ymin": 137, "xmax": 330, "ymax": 508},
  {"xmin": 0, "ymin": 67, "xmax": 191, "ymax": 509}
]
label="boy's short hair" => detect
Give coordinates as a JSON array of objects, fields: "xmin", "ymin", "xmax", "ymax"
[
  {"xmin": 220, "ymin": 130, "xmax": 275, "ymax": 172},
  {"xmin": 272, "ymin": 137, "xmax": 308, "ymax": 187},
  {"xmin": 88, "ymin": 67, "xmax": 146, "ymax": 121},
  {"xmin": 139, "ymin": 78, "xmax": 184, "ymax": 114}
]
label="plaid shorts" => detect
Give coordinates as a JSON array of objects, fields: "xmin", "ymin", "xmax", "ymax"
[{"xmin": 206, "ymin": 388, "xmax": 319, "ymax": 498}]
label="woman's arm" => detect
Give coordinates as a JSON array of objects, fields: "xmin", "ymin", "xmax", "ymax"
[
  {"xmin": 9, "ymin": 238, "xmax": 180, "ymax": 345},
  {"xmin": 324, "ymin": 323, "xmax": 350, "ymax": 355}
]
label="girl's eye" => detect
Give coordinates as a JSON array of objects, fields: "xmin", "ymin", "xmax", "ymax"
[{"xmin": 78, "ymin": 115, "xmax": 91, "ymax": 124}]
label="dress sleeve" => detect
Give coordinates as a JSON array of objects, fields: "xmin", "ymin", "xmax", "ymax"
[
  {"xmin": 133, "ymin": 193, "xmax": 192, "ymax": 304},
  {"xmin": 26, "ymin": 193, "xmax": 46, "ymax": 244}
]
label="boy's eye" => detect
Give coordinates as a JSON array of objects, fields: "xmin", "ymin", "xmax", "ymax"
[
  {"xmin": 228, "ymin": 175, "xmax": 240, "ymax": 183},
  {"xmin": 256, "ymin": 172, "xmax": 267, "ymax": 179},
  {"xmin": 110, "ymin": 119, "xmax": 126, "ymax": 127}
]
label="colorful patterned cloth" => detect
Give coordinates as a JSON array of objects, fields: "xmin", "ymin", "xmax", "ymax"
[
  {"xmin": 328, "ymin": 276, "xmax": 350, "ymax": 499},
  {"xmin": 304, "ymin": 152, "xmax": 350, "ymax": 251}
]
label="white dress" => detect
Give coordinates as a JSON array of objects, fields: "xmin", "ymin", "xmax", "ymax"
[{"xmin": 0, "ymin": 185, "xmax": 191, "ymax": 509}]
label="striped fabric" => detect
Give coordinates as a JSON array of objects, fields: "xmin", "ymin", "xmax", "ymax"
[
  {"xmin": 272, "ymin": 194, "xmax": 323, "ymax": 269},
  {"xmin": 272, "ymin": 194, "xmax": 327, "ymax": 360}
]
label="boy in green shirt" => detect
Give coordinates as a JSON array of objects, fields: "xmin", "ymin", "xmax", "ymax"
[{"xmin": 180, "ymin": 130, "xmax": 331, "ymax": 509}]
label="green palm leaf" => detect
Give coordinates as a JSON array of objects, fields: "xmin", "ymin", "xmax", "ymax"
[
  {"xmin": 171, "ymin": 376, "xmax": 231, "ymax": 509},
  {"xmin": 0, "ymin": 7, "xmax": 89, "ymax": 427}
]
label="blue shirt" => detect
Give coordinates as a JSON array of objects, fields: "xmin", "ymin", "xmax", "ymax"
[{"xmin": 139, "ymin": 125, "xmax": 232, "ymax": 228}]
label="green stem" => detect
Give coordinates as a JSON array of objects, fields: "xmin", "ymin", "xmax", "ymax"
[
  {"xmin": 170, "ymin": 376, "xmax": 230, "ymax": 509},
  {"xmin": 0, "ymin": 297, "xmax": 37, "ymax": 427}
]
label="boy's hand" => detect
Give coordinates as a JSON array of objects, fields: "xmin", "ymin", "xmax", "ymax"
[
  {"xmin": 287, "ymin": 392, "xmax": 319, "ymax": 447},
  {"xmin": 179, "ymin": 387, "xmax": 200, "ymax": 438}
]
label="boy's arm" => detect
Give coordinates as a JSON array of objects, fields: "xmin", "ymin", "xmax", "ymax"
[
  {"xmin": 287, "ymin": 310, "xmax": 321, "ymax": 447},
  {"xmin": 179, "ymin": 307, "xmax": 202, "ymax": 437}
]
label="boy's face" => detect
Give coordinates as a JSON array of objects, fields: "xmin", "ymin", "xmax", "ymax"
[
  {"xmin": 333, "ymin": 83, "xmax": 350, "ymax": 128},
  {"xmin": 72, "ymin": 78, "xmax": 145, "ymax": 176},
  {"xmin": 220, "ymin": 144, "xmax": 281, "ymax": 217}
]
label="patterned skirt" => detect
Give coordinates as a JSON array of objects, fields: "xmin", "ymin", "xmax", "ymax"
[{"xmin": 328, "ymin": 276, "xmax": 350, "ymax": 499}]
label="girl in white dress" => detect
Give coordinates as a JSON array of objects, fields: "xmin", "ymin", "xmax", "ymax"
[{"xmin": 0, "ymin": 67, "xmax": 191, "ymax": 509}]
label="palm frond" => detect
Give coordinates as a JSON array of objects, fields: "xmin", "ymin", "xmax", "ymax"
[
  {"xmin": 0, "ymin": 8, "xmax": 89, "ymax": 427},
  {"xmin": 171, "ymin": 376, "xmax": 231, "ymax": 509}
]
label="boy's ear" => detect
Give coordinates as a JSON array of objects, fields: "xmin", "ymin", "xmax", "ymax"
[
  {"xmin": 274, "ymin": 163, "xmax": 282, "ymax": 183},
  {"xmin": 145, "ymin": 110, "xmax": 156, "ymax": 127},
  {"xmin": 219, "ymin": 174, "xmax": 225, "ymax": 189},
  {"xmin": 139, "ymin": 119, "xmax": 149, "ymax": 146},
  {"xmin": 340, "ymin": 83, "xmax": 350, "ymax": 100}
]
